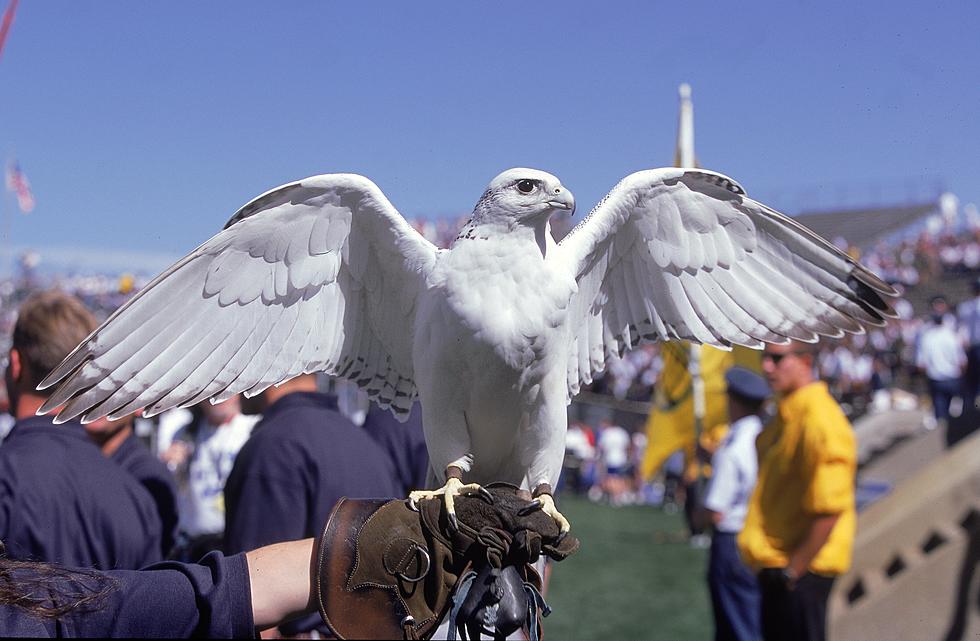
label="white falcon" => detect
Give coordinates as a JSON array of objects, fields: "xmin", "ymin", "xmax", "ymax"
[{"xmin": 39, "ymin": 167, "xmax": 897, "ymax": 532}]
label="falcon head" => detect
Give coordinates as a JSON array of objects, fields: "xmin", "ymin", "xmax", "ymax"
[{"xmin": 473, "ymin": 168, "xmax": 575, "ymax": 223}]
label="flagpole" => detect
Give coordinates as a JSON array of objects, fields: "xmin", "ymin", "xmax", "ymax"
[
  {"xmin": 674, "ymin": 83, "xmax": 695, "ymax": 168},
  {"xmin": 674, "ymin": 83, "xmax": 705, "ymax": 477}
]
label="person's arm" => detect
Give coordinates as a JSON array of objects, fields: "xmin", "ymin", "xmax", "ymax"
[
  {"xmin": 246, "ymin": 538, "xmax": 315, "ymax": 630},
  {"xmin": 695, "ymin": 507, "xmax": 723, "ymax": 531},
  {"xmin": 786, "ymin": 513, "xmax": 840, "ymax": 580},
  {"xmin": 700, "ymin": 443, "xmax": 737, "ymax": 533}
]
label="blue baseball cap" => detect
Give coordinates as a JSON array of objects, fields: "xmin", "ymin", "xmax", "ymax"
[{"xmin": 724, "ymin": 366, "xmax": 770, "ymax": 401}]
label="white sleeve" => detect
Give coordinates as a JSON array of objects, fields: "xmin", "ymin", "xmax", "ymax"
[{"xmin": 703, "ymin": 448, "xmax": 738, "ymax": 514}]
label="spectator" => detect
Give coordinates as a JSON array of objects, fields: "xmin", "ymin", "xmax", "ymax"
[
  {"xmin": 686, "ymin": 421, "xmax": 732, "ymax": 548},
  {"xmin": 563, "ymin": 421, "xmax": 596, "ymax": 495},
  {"xmin": 595, "ymin": 418, "xmax": 631, "ymax": 506},
  {"xmin": 916, "ymin": 297, "xmax": 967, "ymax": 424},
  {"xmin": 223, "ymin": 373, "xmax": 400, "ymax": 638},
  {"xmin": 0, "ymin": 290, "xmax": 162, "ymax": 569},
  {"xmin": 957, "ymin": 277, "xmax": 980, "ymax": 403},
  {"xmin": 164, "ymin": 395, "xmax": 258, "ymax": 561},
  {"xmin": 701, "ymin": 367, "xmax": 770, "ymax": 641},
  {"xmin": 85, "ymin": 413, "xmax": 179, "ymax": 559},
  {"xmin": 738, "ymin": 341, "xmax": 857, "ymax": 641}
]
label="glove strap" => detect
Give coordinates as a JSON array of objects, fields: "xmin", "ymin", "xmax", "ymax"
[
  {"xmin": 523, "ymin": 582, "xmax": 552, "ymax": 641},
  {"xmin": 446, "ymin": 570, "xmax": 478, "ymax": 641}
]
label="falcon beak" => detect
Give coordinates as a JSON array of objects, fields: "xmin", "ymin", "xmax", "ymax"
[{"xmin": 547, "ymin": 189, "xmax": 575, "ymax": 214}]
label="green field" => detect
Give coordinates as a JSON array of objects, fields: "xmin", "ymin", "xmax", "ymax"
[{"xmin": 545, "ymin": 495, "xmax": 712, "ymax": 640}]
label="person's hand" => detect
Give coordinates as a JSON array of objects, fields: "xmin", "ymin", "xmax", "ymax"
[{"xmin": 758, "ymin": 566, "xmax": 798, "ymax": 591}]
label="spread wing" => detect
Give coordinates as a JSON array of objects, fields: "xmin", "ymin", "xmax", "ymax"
[
  {"xmin": 554, "ymin": 167, "xmax": 898, "ymax": 398},
  {"xmin": 39, "ymin": 174, "xmax": 439, "ymax": 423}
]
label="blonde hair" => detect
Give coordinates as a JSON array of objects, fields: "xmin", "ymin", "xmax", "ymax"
[{"xmin": 12, "ymin": 290, "xmax": 97, "ymax": 394}]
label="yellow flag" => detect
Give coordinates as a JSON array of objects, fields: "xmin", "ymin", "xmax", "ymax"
[{"xmin": 640, "ymin": 344, "xmax": 761, "ymax": 480}]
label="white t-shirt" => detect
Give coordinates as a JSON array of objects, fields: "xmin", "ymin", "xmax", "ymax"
[
  {"xmin": 703, "ymin": 414, "xmax": 763, "ymax": 534},
  {"xmin": 598, "ymin": 424, "xmax": 631, "ymax": 469},
  {"xmin": 916, "ymin": 323, "xmax": 966, "ymax": 381},
  {"xmin": 565, "ymin": 425, "xmax": 595, "ymax": 460},
  {"xmin": 175, "ymin": 413, "xmax": 260, "ymax": 537}
]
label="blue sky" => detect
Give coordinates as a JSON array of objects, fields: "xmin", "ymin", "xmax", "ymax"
[{"xmin": 0, "ymin": 1, "xmax": 977, "ymax": 274}]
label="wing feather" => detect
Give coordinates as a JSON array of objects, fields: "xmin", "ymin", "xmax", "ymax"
[
  {"xmin": 170, "ymin": 307, "xmax": 279, "ymax": 413},
  {"xmin": 40, "ymin": 174, "xmax": 439, "ymax": 424},
  {"xmin": 143, "ymin": 311, "xmax": 255, "ymax": 415},
  {"xmin": 556, "ymin": 168, "xmax": 898, "ymax": 397}
]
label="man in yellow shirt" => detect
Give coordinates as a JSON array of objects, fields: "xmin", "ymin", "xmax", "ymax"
[{"xmin": 737, "ymin": 341, "xmax": 857, "ymax": 641}]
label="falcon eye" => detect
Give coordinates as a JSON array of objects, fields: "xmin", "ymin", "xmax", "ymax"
[{"xmin": 516, "ymin": 179, "xmax": 536, "ymax": 194}]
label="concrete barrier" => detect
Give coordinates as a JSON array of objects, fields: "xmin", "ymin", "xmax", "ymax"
[
  {"xmin": 829, "ymin": 428, "xmax": 980, "ymax": 640},
  {"xmin": 853, "ymin": 407, "xmax": 928, "ymax": 466}
]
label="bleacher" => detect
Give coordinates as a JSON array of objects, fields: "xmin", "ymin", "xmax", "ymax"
[
  {"xmin": 794, "ymin": 202, "xmax": 939, "ymax": 250},
  {"xmin": 903, "ymin": 271, "xmax": 976, "ymax": 315}
]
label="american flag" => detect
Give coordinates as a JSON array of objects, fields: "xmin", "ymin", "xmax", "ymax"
[{"xmin": 6, "ymin": 160, "xmax": 34, "ymax": 213}]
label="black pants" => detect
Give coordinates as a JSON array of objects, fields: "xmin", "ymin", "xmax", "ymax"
[
  {"xmin": 928, "ymin": 377, "xmax": 962, "ymax": 421},
  {"xmin": 964, "ymin": 344, "xmax": 980, "ymax": 401},
  {"xmin": 758, "ymin": 570, "xmax": 835, "ymax": 641},
  {"xmin": 684, "ymin": 478, "xmax": 705, "ymax": 536}
]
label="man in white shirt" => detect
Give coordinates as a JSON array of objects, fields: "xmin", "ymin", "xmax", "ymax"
[
  {"xmin": 597, "ymin": 419, "xmax": 632, "ymax": 506},
  {"xmin": 163, "ymin": 394, "xmax": 260, "ymax": 559},
  {"xmin": 702, "ymin": 367, "xmax": 770, "ymax": 641},
  {"xmin": 916, "ymin": 299, "xmax": 967, "ymax": 423}
]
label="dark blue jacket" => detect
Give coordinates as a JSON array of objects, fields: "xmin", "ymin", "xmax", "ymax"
[
  {"xmin": 224, "ymin": 392, "xmax": 400, "ymax": 551},
  {"xmin": 0, "ymin": 551, "xmax": 254, "ymax": 637},
  {"xmin": 110, "ymin": 432, "xmax": 179, "ymax": 559},
  {"xmin": 0, "ymin": 416, "xmax": 162, "ymax": 570},
  {"xmin": 361, "ymin": 402, "xmax": 429, "ymax": 494},
  {"xmin": 223, "ymin": 391, "xmax": 399, "ymax": 636}
]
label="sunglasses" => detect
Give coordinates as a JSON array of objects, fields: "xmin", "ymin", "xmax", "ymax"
[{"xmin": 761, "ymin": 351, "xmax": 808, "ymax": 365}]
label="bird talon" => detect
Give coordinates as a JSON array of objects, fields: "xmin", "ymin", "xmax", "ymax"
[
  {"xmin": 407, "ymin": 489, "xmax": 437, "ymax": 507},
  {"xmin": 518, "ymin": 499, "xmax": 543, "ymax": 516},
  {"xmin": 534, "ymin": 493, "xmax": 571, "ymax": 536},
  {"xmin": 407, "ymin": 475, "xmax": 492, "ymax": 532}
]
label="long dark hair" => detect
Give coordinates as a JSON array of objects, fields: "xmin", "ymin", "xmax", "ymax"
[{"xmin": 0, "ymin": 555, "xmax": 118, "ymax": 619}]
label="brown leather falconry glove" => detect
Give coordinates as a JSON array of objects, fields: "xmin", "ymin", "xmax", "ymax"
[{"xmin": 311, "ymin": 483, "xmax": 579, "ymax": 640}]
